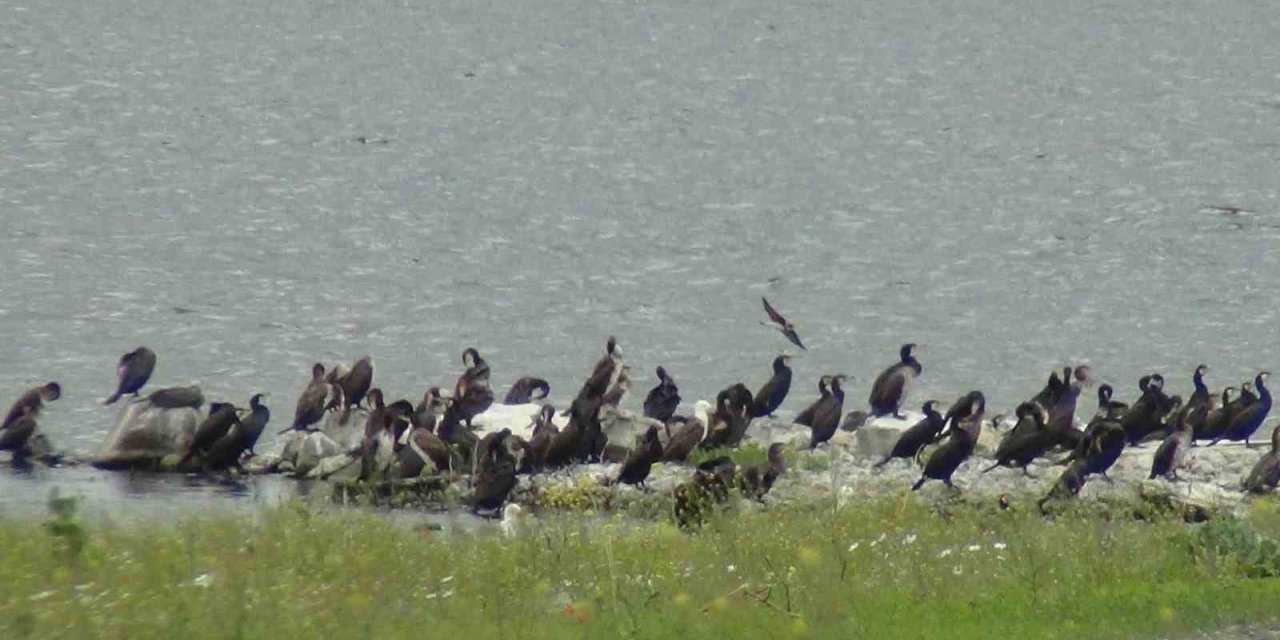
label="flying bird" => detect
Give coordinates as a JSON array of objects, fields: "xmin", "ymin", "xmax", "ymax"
[{"xmin": 761, "ymin": 297, "xmax": 806, "ymax": 350}]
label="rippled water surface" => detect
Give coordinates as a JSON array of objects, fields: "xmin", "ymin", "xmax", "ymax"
[{"xmin": 2, "ymin": 0, "xmax": 1279, "ymax": 514}]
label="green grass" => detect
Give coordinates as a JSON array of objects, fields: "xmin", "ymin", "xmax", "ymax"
[{"xmin": 4, "ymin": 494, "xmax": 1280, "ymax": 639}]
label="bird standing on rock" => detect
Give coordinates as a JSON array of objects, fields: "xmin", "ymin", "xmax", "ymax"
[
  {"xmin": 1211, "ymin": 372, "xmax": 1271, "ymax": 447},
  {"xmin": 329, "ymin": 356, "xmax": 373, "ymax": 424},
  {"xmin": 869, "ymin": 344, "xmax": 921, "ymax": 419},
  {"xmin": 750, "ymin": 356, "xmax": 793, "ymax": 419},
  {"xmin": 283, "ymin": 363, "xmax": 334, "ymax": 433},
  {"xmin": 472, "ymin": 428, "xmax": 518, "ymax": 512},
  {"xmin": 614, "ymin": 425, "xmax": 663, "ymax": 489},
  {"xmin": 982, "ymin": 402, "xmax": 1053, "ymax": 476},
  {"xmin": 1150, "ymin": 405, "xmax": 1203, "ymax": 480},
  {"xmin": 1243, "ymin": 424, "xmax": 1280, "ymax": 493},
  {"xmin": 178, "ymin": 402, "xmax": 241, "ymax": 469},
  {"xmin": 642, "ymin": 366, "xmax": 680, "ymax": 423},
  {"xmin": 453, "ymin": 348, "xmax": 494, "ymax": 427},
  {"xmin": 912, "ymin": 391, "xmax": 985, "ymax": 491},
  {"xmin": 805, "ymin": 374, "xmax": 847, "ymax": 449},
  {"xmin": 105, "ymin": 347, "xmax": 156, "ymax": 405},
  {"xmin": 875, "ymin": 400, "xmax": 946, "ymax": 467}
]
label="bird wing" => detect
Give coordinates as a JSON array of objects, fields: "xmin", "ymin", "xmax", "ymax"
[
  {"xmin": 762, "ymin": 297, "xmax": 788, "ymax": 326},
  {"xmin": 782, "ymin": 329, "xmax": 807, "ymax": 351}
]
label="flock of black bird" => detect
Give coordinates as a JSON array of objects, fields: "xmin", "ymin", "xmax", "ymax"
[{"xmin": 2, "ymin": 297, "xmax": 1278, "ymax": 520}]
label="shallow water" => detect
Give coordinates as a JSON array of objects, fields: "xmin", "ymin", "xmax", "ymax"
[{"xmin": 1, "ymin": 0, "xmax": 1278, "ymax": 515}]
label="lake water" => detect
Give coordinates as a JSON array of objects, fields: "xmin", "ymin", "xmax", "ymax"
[{"xmin": 2, "ymin": 0, "xmax": 1278, "ymax": 517}]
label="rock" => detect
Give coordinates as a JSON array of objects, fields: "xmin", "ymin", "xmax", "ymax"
[
  {"xmin": 312, "ymin": 408, "xmax": 367, "ymax": 450},
  {"xmin": 93, "ymin": 397, "xmax": 201, "ymax": 470},
  {"xmin": 851, "ymin": 413, "xmax": 921, "ymax": 459},
  {"xmin": 470, "ymin": 403, "xmax": 546, "ymax": 439},
  {"xmin": 307, "ymin": 453, "xmax": 360, "ymax": 480},
  {"xmin": 744, "ymin": 418, "xmax": 811, "ymax": 447},
  {"xmin": 292, "ymin": 432, "xmax": 344, "ymax": 477}
]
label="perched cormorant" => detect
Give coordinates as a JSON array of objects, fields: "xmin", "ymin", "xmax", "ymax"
[
  {"xmin": 1029, "ymin": 369, "xmax": 1066, "ymax": 413},
  {"xmin": 661, "ymin": 401, "xmax": 711, "ymax": 463},
  {"xmin": 580, "ymin": 336, "xmax": 623, "ymax": 399},
  {"xmin": 3, "ymin": 382, "xmax": 61, "ymax": 429},
  {"xmin": 1038, "ymin": 460, "xmax": 1089, "ymax": 513},
  {"xmin": 284, "ymin": 363, "xmax": 332, "ymax": 433},
  {"xmin": 177, "ymin": 402, "xmax": 241, "ymax": 468},
  {"xmin": 472, "ymin": 428, "xmax": 518, "ymax": 511},
  {"xmin": 737, "ymin": 442, "xmax": 787, "ymax": 501},
  {"xmin": 1045, "ymin": 365, "xmax": 1090, "ymax": 442},
  {"xmin": 454, "ymin": 348, "xmax": 495, "ymax": 426},
  {"xmin": 147, "ymin": 385, "xmax": 204, "ymax": 410},
  {"xmin": 544, "ymin": 393, "xmax": 603, "ymax": 467},
  {"xmin": 700, "ymin": 384, "xmax": 755, "ymax": 449},
  {"xmin": 912, "ymin": 391, "xmax": 985, "ymax": 491},
  {"xmin": 1243, "ymin": 424, "xmax": 1280, "ymax": 494},
  {"xmin": 526, "ymin": 404, "xmax": 559, "ymax": 472},
  {"xmin": 391, "ymin": 390, "xmax": 453, "ymax": 478},
  {"xmin": 503, "ymin": 377, "xmax": 551, "ymax": 405},
  {"xmin": 750, "ymin": 356, "xmax": 793, "ymax": 419},
  {"xmin": 202, "ymin": 420, "xmax": 252, "ymax": 472},
  {"xmin": 1212, "ymin": 372, "xmax": 1272, "ymax": 447},
  {"xmin": 1120, "ymin": 374, "xmax": 1180, "ymax": 445},
  {"xmin": 1150, "ymin": 405, "xmax": 1202, "ymax": 480},
  {"xmin": 1170, "ymin": 365, "xmax": 1212, "ymax": 435},
  {"xmin": 642, "ymin": 366, "xmax": 681, "ymax": 423},
  {"xmin": 1056, "ymin": 384, "xmax": 1129, "ymax": 481},
  {"xmin": 761, "ymin": 297, "xmax": 806, "ymax": 350},
  {"xmin": 105, "ymin": 347, "xmax": 156, "ymax": 405},
  {"xmin": 875, "ymin": 400, "xmax": 946, "ymax": 467},
  {"xmin": 983, "ymin": 402, "xmax": 1053, "ymax": 475},
  {"xmin": 1197, "ymin": 387, "xmax": 1239, "ymax": 441},
  {"xmin": 615, "ymin": 425, "xmax": 663, "ymax": 489},
  {"xmin": 238, "ymin": 394, "xmax": 270, "ymax": 455},
  {"xmin": 331, "ymin": 356, "xmax": 373, "ymax": 424},
  {"xmin": 805, "ymin": 374, "xmax": 847, "ymax": 449},
  {"xmin": 869, "ymin": 344, "xmax": 921, "ymax": 419},
  {"xmin": 793, "ymin": 375, "xmax": 832, "ymax": 427}
]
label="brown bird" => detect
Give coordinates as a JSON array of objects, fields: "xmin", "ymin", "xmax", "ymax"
[
  {"xmin": 761, "ymin": 297, "xmax": 806, "ymax": 350},
  {"xmin": 282, "ymin": 363, "xmax": 332, "ymax": 433},
  {"xmin": 331, "ymin": 356, "xmax": 374, "ymax": 424},
  {"xmin": 614, "ymin": 426, "xmax": 663, "ymax": 489},
  {"xmin": 3, "ymin": 382, "xmax": 61, "ymax": 429},
  {"xmin": 105, "ymin": 347, "xmax": 156, "ymax": 405}
]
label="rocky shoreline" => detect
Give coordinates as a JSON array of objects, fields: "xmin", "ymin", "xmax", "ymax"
[{"xmin": 16, "ymin": 398, "xmax": 1262, "ymax": 521}]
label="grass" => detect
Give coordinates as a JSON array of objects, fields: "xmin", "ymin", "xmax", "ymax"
[{"xmin": 4, "ymin": 493, "xmax": 1280, "ymax": 639}]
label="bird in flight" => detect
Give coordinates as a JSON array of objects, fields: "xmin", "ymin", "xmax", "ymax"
[{"xmin": 761, "ymin": 297, "xmax": 806, "ymax": 350}]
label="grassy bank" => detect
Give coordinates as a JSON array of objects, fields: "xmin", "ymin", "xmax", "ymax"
[{"xmin": 4, "ymin": 495, "xmax": 1280, "ymax": 639}]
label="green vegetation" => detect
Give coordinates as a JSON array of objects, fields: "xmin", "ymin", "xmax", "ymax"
[{"xmin": 4, "ymin": 494, "xmax": 1280, "ymax": 639}]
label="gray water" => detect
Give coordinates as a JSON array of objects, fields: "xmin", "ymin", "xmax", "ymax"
[{"xmin": 2, "ymin": 0, "xmax": 1279, "ymax": 516}]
